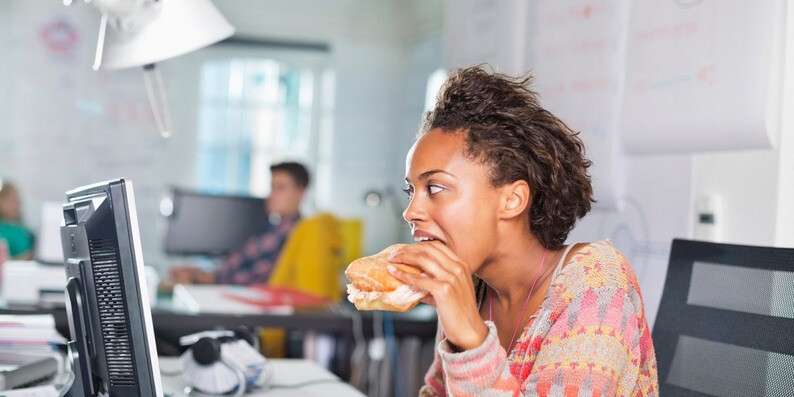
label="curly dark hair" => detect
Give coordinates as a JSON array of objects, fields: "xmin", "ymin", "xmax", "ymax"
[{"xmin": 422, "ymin": 66, "xmax": 594, "ymax": 250}]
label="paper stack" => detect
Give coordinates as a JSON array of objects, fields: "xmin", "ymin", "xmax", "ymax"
[{"xmin": 0, "ymin": 315, "xmax": 66, "ymax": 355}]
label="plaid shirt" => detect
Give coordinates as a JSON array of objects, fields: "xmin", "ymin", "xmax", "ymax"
[{"xmin": 214, "ymin": 214, "xmax": 300, "ymax": 285}]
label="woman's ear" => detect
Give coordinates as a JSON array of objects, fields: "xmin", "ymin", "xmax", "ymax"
[{"xmin": 498, "ymin": 180, "xmax": 530, "ymax": 220}]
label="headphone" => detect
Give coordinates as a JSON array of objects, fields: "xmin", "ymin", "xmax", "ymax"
[
  {"xmin": 179, "ymin": 326, "xmax": 266, "ymax": 397},
  {"xmin": 185, "ymin": 326, "xmax": 258, "ymax": 366}
]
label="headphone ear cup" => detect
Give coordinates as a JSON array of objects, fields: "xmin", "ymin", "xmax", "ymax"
[
  {"xmin": 233, "ymin": 326, "xmax": 256, "ymax": 347},
  {"xmin": 191, "ymin": 337, "xmax": 221, "ymax": 366}
]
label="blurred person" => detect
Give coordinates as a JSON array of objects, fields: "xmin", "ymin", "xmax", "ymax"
[
  {"xmin": 0, "ymin": 180, "xmax": 34, "ymax": 260},
  {"xmin": 169, "ymin": 162, "xmax": 310, "ymax": 286}
]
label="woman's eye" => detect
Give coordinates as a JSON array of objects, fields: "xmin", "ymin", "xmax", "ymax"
[
  {"xmin": 402, "ymin": 186, "xmax": 413, "ymax": 197},
  {"xmin": 428, "ymin": 185, "xmax": 444, "ymax": 195}
]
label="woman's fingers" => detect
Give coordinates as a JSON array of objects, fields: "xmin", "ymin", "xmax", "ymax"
[
  {"xmin": 426, "ymin": 240, "xmax": 462, "ymax": 263},
  {"xmin": 420, "ymin": 295, "xmax": 436, "ymax": 306},
  {"xmin": 388, "ymin": 245, "xmax": 453, "ymax": 280},
  {"xmin": 423, "ymin": 241, "xmax": 470, "ymax": 282},
  {"xmin": 389, "ymin": 242, "xmax": 470, "ymax": 281},
  {"xmin": 388, "ymin": 264, "xmax": 462, "ymax": 307},
  {"xmin": 388, "ymin": 264, "xmax": 442, "ymax": 294}
]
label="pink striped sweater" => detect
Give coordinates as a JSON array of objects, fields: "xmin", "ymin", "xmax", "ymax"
[{"xmin": 420, "ymin": 240, "xmax": 659, "ymax": 396}]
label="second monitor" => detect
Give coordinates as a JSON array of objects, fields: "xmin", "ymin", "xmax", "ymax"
[{"xmin": 163, "ymin": 189, "xmax": 269, "ymax": 257}]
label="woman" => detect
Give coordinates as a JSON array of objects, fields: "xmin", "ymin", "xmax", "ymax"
[
  {"xmin": 0, "ymin": 180, "xmax": 34, "ymax": 260},
  {"xmin": 387, "ymin": 67, "xmax": 658, "ymax": 396}
]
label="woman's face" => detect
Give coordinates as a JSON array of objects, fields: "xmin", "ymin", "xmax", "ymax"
[
  {"xmin": 403, "ymin": 129, "xmax": 502, "ymax": 272},
  {"xmin": 0, "ymin": 187, "xmax": 21, "ymax": 221}
]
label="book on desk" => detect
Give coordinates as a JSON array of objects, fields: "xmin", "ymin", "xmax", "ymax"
[{"xmin": 0, "ymin": 315, "xmax": 64, "ymax": 391}]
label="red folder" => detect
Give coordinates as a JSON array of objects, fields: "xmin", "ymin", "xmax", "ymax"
[{"xmin": 222, "ymin": 286, "xmax": 331, "ymax": 309}]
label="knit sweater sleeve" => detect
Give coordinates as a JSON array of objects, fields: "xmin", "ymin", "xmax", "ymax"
[
  {"xmin": 434, "ymin": 321, "xmax": 519, "ymax": 395},
  {"xmin": 419, "ymin": 320, "xmax": 449, "ymax": 396}
]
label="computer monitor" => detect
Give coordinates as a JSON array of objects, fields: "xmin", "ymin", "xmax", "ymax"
[
  {"xmin": 59, "ymin": 179, "xmax": 163, "ymax": 397},
  {"xmin": 163, "ymin": 188, "xmax": 268, "ymax": 256},
  {"xmin": 36, "ymin": 201, "xmax": 65, "ymax": 264}
]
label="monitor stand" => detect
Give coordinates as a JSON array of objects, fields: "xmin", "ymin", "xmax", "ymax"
[{"xmin": 64, "ymin": 275, "xmax": 98, "ymax": 396}]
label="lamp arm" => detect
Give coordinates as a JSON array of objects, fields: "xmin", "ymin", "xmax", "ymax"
[
  {"xmin": 92, "ymin": 14, "xmax": 108, "ymax": 71},
  {"xmin": 143, "ymin": 64, "xmax": 173, "ymax": 138}
]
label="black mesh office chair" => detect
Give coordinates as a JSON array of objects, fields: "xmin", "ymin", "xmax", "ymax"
[{"xmin": 653, "ymin": 239, "xmax": 794, "ymax": 396}]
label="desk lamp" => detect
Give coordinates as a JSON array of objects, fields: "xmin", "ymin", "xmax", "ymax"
[{"xmin": 64, "ymin": 0, "xmax": 234, "ymax": 138}]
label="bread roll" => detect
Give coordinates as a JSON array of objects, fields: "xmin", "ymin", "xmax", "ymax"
[{"xmin": 345, "ymin": 244, "xmax": 427, "ymax": 312}]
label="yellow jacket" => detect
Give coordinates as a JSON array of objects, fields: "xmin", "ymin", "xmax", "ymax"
[
  {"xmin": 268, "ymin": 213, "xmax": 360, "ymax": 302},
  {"xmin": 262, "ymin": 213, "xmax": 361, "ymax": 357}
]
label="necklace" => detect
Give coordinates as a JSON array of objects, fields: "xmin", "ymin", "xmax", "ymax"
[{"xmin": 488, "ymin": 250, "xmax": 555, "ymax": 356}]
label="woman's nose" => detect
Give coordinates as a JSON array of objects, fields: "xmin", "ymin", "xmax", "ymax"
[{"xmin": 402, "ymin": 196, "xmax": 424, "ymax": 224}]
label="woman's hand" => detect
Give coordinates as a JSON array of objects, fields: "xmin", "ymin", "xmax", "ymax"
[{"xmin": 387, "ymin": 241, "xmax": 488, "ymax": 351}]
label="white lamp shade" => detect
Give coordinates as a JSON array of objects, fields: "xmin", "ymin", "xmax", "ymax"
[{"xmin": 97, "ymin": 0, "xmax": 234, "ymax": 70}]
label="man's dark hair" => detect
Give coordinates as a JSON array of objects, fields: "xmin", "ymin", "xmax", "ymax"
[
  {"xmin": 270, "ymin": 162, "xmax": 310, "ymax": 189},
  {"xmin": 422, "ymin": 66, "xmax": 594, "ymax": 250}
]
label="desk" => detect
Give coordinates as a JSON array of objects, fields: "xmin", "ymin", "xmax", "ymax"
[
  {"xmin": 159, "ymin": 357, "xmax": 365, "ymax": 397},
  {"xmin": 0, "ymin": 300, "xmax": 438, "ymax": 340},
  {"xmin": 0, "ymin": 298, "xmax": 437, "ymax": 382},
  {"xmin": 0, "ymin": 300, "xmax": 436, "ymax": 379}
]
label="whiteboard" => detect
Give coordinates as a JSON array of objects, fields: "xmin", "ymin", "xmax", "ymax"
[
  {"xmin": 527, "ymin": 0, "xmax": 630, "ymax": 209},
  {"xmin": 444, "ymin": 0, "xmax": 528, "ymax": 75},
  {"xmin": 621, "ymin": 0, "xmax": 785, "ymax": 154}
]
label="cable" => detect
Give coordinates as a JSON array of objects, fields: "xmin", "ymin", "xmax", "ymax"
[
  {"xmin": 351, "ymin": 310, "xmax": 366, "ymax": 351},
  {"xmin": 184, "ymin": 361, "xmax": 245, "ymax": 397},
  {"xmin": 220, "ymin": 359, "xmax": 246, "ymax": 397},
  {"xmin": 231, "ymin": 367, "xmax": 246, "ymax": 397},
  {"xmin": 368, "ymin": 311, "xmax": 389, "ymax": 397},
  {"xmin": 56, "ymin": 343, "xmax": 76, "ymax": 397},
  {"xmin": 349, "ymin": 310, "xmax": 367, "ymax": 389},
  {"xmin": 383, "ymin": 312, "xmax": 401, "ymax": 397}
]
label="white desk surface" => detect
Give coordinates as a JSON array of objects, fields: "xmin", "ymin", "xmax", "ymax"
[{"xmin": 159, "ymin": 357, "xmax": 365, "ymax": 397}]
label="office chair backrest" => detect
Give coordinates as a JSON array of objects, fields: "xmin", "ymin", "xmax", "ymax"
[
  {"xmin": 268, "ymin": 212, "xmax": 344, "ymax": 301},
  {"xmin": 653, "ymin": 239, "xmax": 794, "ymax": 396},
  {"xmin": 338, "ymin": 218, "xmax": 363, "ymax": 267}
]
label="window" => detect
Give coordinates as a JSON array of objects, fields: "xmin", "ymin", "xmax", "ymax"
[
  {"xmin": 195, "ymin": 49, "xmax": 332, "ymax": 201},
  {"xmin": 424, "ymin": 68, "xmax": 448, "ymax": 112}
]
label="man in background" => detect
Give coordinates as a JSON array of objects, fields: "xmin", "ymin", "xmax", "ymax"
[{"xmin": 169, "ymin": 162, "xmax": 310, "ymax": 285}]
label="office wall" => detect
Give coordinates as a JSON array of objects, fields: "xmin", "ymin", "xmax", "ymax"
[
  {"xmin": 776, "ymin": 6, "xmax": 794, "ymax": 248},
  {"xmin": 690, "ymin": 1, "xmax": 793, "ymax": 249},
  {"xmin": 0, "ymin": 0, "xmax": 443, "ymax": 267},
  {"xmin": 692, "ymin": 151, "xmax": 780, "ymax": 246},
  {"xmin": 442, "ymin": 0, "xmax": 794, "ymax": 325}
]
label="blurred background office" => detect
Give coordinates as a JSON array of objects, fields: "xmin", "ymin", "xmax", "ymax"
[
  {"xmin": 1, "ymin": 1, "xmax": 793, "ymax": 396},
  {"xmin": 1, "ymin": 0, "xmax": 791, "ymax": 319},
  {"xmin": 0, "ymin": 2, "xmax": 446, "ymax": 394},
  {"xmin": 0, "ymin": 0, "xmax": 443, "ymax": 270}
]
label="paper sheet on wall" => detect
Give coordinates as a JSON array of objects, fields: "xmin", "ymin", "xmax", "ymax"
[
  {"xmin": 527, "ymin": 0, "xmax": 629, "ymax": 209},
  {"xmin": 444, "ymin": 0, "xmax": 528, "ymax": 74},
  {"xmin": 621, "ymin": 0, "xmax": 784, "ymax": 154}
]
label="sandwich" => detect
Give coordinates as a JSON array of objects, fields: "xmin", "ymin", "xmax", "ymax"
[{"xmin": 345, "ymin": 244, "xmax": 427, "ymax": 312}]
